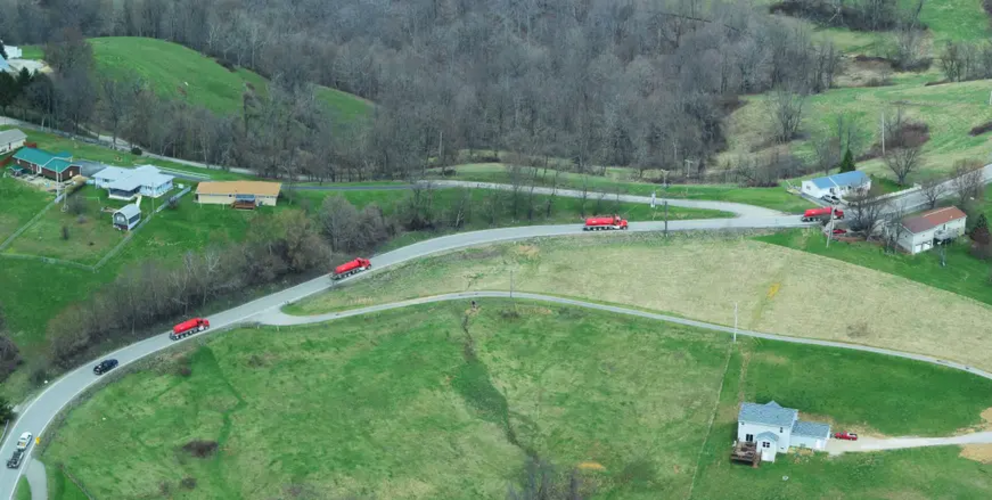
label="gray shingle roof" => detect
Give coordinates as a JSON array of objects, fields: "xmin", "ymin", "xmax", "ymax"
[
  {"xmin": 0, "ymin": 128, "xmax": 26, "ymax": 145},
  {"xmin": 755, "ymin": 431, "xmax": 779, "ymax": 442},
  {"xmin": 739, "ymin": 401, "xmax": 798, "ymax": 428},
  {"xmin": 100, "ymin": 165, "xmax": 173, "ymax": 192},
  {"xmin": 792, "ymin": 420, "xmax": 831, "ymax": 439}
]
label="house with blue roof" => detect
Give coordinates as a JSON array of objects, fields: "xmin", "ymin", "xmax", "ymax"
[
  {"xmin": 12, "ymin": 147, "xmax": 80, "ymax": 181},
  {"xmin": 801, "ymin": 171, "xmax": 871, "ymax": 201},
  {"xmin": 738, "ymin": 401, "xmax": 831, "ymax": 462}
]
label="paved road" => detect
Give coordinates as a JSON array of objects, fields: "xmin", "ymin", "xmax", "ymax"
[{"xmin": 24, "ymin": 460, "xmax": 45, "ymax": 500}]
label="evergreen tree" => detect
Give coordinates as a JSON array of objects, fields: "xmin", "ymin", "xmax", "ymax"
[
  {"xmin": 972, "ymin": 213, "xmax": 990, "ymax": 245},
  {"xmin": 838, "ymin": 149, "xmax": 856, "ymax": 173}
]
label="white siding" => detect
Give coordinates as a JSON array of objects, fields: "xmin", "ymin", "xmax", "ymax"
[
  {"xmin": 791, "ymin": 434, "xmax": 827, "ymax": 451},
  {"xmin": 738, "ymin": 422, "xmax": 791, "ymax": 452},
  {"xmin": 801, "ymin": 180, "xmax": 826, "ymax": 199}
]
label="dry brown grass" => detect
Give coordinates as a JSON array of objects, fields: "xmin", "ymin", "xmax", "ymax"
[
  {"xmin": 290, "ymin": 232, "xmax": 992, "ymax": 371},
  {"xmin": 959, "ymin": 444, "xmax": 992, "ymax": 463}
]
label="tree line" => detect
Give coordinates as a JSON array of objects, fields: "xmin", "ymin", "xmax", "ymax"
[{"xmin": 2, "ymin": 0, "xmax": 844, "ymax": 184}]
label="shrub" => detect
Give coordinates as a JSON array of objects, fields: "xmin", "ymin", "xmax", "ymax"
[
  {"xmin": 182, "ymin": 440, "xmax": 219, "ymax": 458},
  {"xmin": 130, "ymin": 146, "xmax": 143, "ymax": 156},
  {"xmin": 66, "ymin": 195, "xmax": 86, "ymax": 215},
  {"xmin": 61, "ymin": 225, "xmax": 69, "ymax": 240},
  {"xmin": 970, "ymin": 121, "xmax": 992, "ymax": 137},
  {"xmin": 180, "ymin": 477, "xmax": 198, "ymax": 490}
]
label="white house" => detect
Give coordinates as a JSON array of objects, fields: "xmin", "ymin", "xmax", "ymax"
[
  {"xmin": 896, "ymin": 206, "xmax": 967, "ymax": 254},
  {"xmin": 738, "ymin": 401, "xmax": 831, "ymax": 463},
  {"xmin": 93, "ymin": 165, "xmax": 174, "ymax": 200},
  {"xmin": 801, "ymin": 171, "xmax": 871, "ymax": 200},
  {"xmin": 112, "ymin": 204, "xmax": 141, "ymax": 231},
  {"xmin": 0, "ymin": 129, "xmax": 26, "ymax": 154},
  {"xmin": 2, "ymin": 45, "xmax": 23, "ymax": 59}
]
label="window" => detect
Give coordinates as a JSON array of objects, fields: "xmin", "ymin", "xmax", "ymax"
[
  {"xmin": 745, "ymin": 434, "xmax": 754, "ymax": 442},
  {"xmin": 779, "ymin": 427, "xmax": 783, "ymax": 433},
  {"xmin": 762, "ymin": 442, "xmax": 770, "ymax": 448}
]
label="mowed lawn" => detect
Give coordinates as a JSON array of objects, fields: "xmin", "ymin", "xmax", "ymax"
[
  {"xmin": 287, "ymin": 232, "xmax": 992, "ymax": 372},
  {"xmin": 0, "ymin": 176, "xmax": 53, "ymax": 241},
  {"xmin": 690, "ymin": 339, "xmax": 992, "ymax": 500},
  {"xmin": 5, "ymin": 186, "xmax": 127, "ymax": 265},
  {"xmin": 89, "ymin": 37, "xmax": 372, "ymax": 122},
  {"xmin": 41, "ymin": 302, "xmax": 732, "ymax": 499},
  {"xmin": 439, "ymin": 163, "xmax": 813, "ymax": 213}
]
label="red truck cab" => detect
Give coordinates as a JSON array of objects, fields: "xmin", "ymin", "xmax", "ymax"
[
  {"xmin": 332, "ymin": 257, "xmax": 372, "ymax": 280},
  {"xmin": 583, "ymin": 215, "xmax": 628, "ymax": 231},
  {"xmin": 170, "ymin": 318, "xmax": 210, "ymax": 341}
]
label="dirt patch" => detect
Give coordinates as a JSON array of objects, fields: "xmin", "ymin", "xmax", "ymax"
[
  {"xmin": 959, "ymin": 444, "xmax": 992, "ymax": 463},
  {"xmin": 577, "ymin": 461, "xmax": 606, "ymax": 471},
  {"xmin": 835, "ymin": 55, "xmax": 895, "ymax": 88},
  {"xmin": 457, "ymin": 248, "xmax": 501, "ymax": 261}
]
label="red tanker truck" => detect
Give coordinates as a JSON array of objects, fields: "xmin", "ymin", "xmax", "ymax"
[
  {"xmin": 333, "ymin": 257, "xmax": 372, "ymax": 280},
  {"xmin": 170, "ymin": 317, "xmax": 210, "ymax": 341},
  {"xmin": 584, "ymin": 215, "xmax": 628, "ymax": 231},
  {"xmin": 801, "ymin": 207, "xmax": 844, "ymax": 222}
]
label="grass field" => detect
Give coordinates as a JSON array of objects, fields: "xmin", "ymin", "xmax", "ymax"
[
  {"xmin": 0, "ymin": 176, "xmax": 53, "ymax": 241},
  {"xmin": 43, "ymin": 301, "xmax": 992, "ymax": 498},
  {"xmin": 89, "ymin": 37, "xmax": 372, "ymax": 122},
  {"xmin": 725, "ymin": 75, "xmax": 992, "ymax": 181},
  {"xmin": 437, "ymin": 163, "xmax": 813, "ymax": 213},
  {"xmin": 287, "ymin": 232, "xmax": 992, "ymax": 372},
  {"xmin": 690, "ymin": 340, "xmax": 992, "ymax": 500},
  {"xmin": 48, "ymin": 468, "xmax": 89, "ymax": 500},
  {"xmin": 41, "ymin": 301, "xmax": 732, "ymax": 499},
  {"xmin": 5, "ymin": 186, "xmax": 129, "ymax": 265}
]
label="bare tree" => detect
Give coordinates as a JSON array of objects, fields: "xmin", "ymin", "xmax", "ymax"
[
  {"xmin": 918, "ymin": 175, "xmax": 946, "ymax": 209},
  {"xmin": 951, "ymin": 161, "xmax": 986, "ymax": 202},
  {"xmin": 812, "ymin": 132, "xmax": 842, "ymax": 175},
  {"xmin": 772, "ymin": 89, "xmax": 807, "ymax": 143},
  {"xmin": 884, "ymin": 145, "xmax": 923, "ymax": 185},
  {"xmin": 98, "ymin": 76, "xmax": 132, "ymax": 148},
  {"xmin": 846, "ymin": 185, "xmax": 889, "ymax": 236}
]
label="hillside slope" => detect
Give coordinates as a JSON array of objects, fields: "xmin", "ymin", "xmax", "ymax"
[{"xmin": 89, "ymin": 37, "xmax": 372, "ymax": 122}]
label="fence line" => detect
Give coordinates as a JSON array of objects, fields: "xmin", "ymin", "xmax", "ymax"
[
  {"xmin": 0, "ymin": 196, "xmax": 61, "ymax": 251},
  {"xmin": 93, "ymin": 186, "xmax": 191, "ymax": 270},
  {"xmin": 0, "ymin": 253, "xmax": 96, "ymax": 272}
]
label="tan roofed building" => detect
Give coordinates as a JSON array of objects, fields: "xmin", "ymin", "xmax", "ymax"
[
  {"xmin": 896, "ymin": 206, "xmax": 967, "ymax": 254},
  {"xmin": 195, "ymin": 181, "xmax": 282, "ymax": 208}
]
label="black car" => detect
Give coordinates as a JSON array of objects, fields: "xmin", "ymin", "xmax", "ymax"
[
  {"xmin": 6, "ymin": 450, "xmax": 23, "ymax": 469},
  {"xmin": 93, "ymin": 359, "xmax": 119, "ymax": 375}
]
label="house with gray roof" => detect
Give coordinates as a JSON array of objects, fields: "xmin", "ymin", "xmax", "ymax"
[
  {"xmin": 738, "ymin": 401, "xmax": 831, "ymax": 463},
  {"xmin": 801, "ymin": 171, "xmax": 871, "ymax": 201},
  {"xmin": 93, "ymin": 165, "xmax": 174, "ymax": 200}
]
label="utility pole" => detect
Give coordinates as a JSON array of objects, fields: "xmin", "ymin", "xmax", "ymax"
[
  {"xmin": 438, "ymin": 130, "xmax": 443, "ymax": 164},
  {"xmin": 733, "ymin": 302, "xmax": 738, "ymax": 343},
  {"xmin": 880, "ymin": 111, "xmax": 886, "ymax": 157},
  {"xmin": 664, "ymin": 200, "xmax": 669, "ymax": 236}
]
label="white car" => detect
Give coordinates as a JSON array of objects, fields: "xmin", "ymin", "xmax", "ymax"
[{"xmin": 15, "ymin": 432, "xmax": 32, "ymax": 451}]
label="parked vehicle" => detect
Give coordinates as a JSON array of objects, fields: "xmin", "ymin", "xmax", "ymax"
[
  {"xmin": 832, "ymin": 228, "xmax": 848, "ymax": 235},
  {"xmin": 170, "ymin": 318, "xmax": 210, "ymax": 341},
  {"xmin": 15, "ymin": 432, "xmax": 32, "ymax": 451},
  {"xmin": 6, "ymin": 450, "xmax": 23, "ymax": 469},
  {"xmin": 802, "ymin": 207, "xmax": 844, "ymax": 222},
  {"xmin": 822, "ymin": 194, "xmax": 841, "ymax": 204},
  {"xmin": 834, "ymin": 432, "xmax": 858, "ymax": 441},
  {"xmin": 93, "ymin": 359, "xmax": 119, "ymax": 375},
  {"xmin": 583, "ymin": 215, "xmax": 628, "ymax": 231},
  {"xmin": 332, "ymin": 258, "xmax": 372, "ymax": 280}
]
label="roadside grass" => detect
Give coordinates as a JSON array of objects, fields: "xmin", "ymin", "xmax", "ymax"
[
  {"xmin": 690, "ymin": 340, "xmax": 992, "ymax": 500},
  {"xmin": 293, "ymin": 185, "xmax": 734, "ymax": 224},
  {"xmin": 14, "ymin": 478, "xmax": 30, "ymax": 500},
  {"xmin": 437, "ymin": 163, "xmax": 813, "ymax": 212},
  {"xmin": 0, "ymin": 176, "xmax": 53, "ymax": 241},
  {"xmin": 13, "ymin": 45, "xmax": 44, "ymax": 60},
  {"xmin": 726, "ymin": 74, "xmax": 992, "ymax": 181},
  {"xmin": 89, "ymin": 37, "xmax": 372, "ymax": 122},
  {"xmin": 48, "ymin": 468, "xmax": 89, "ymax": 500},
  {"xmin": 0, "ymin": 124, "xmax": 251, "ymax": 181},
  {"xmin": 5, "ymin": 186, "xmax": 128, "ymax": 264},
  {"xmin": 41, "ymin": 301, "xmax": 731, "ymax": 499},
  {"xmin": 286, "ymin": 232, "xmax": 992, "ymax": 372},
  {"xmin": 756, "ymin": 226, "xmax": 992, "ymax": 308}
]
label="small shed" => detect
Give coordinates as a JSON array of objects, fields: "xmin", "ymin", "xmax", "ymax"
[{"xmin": 112, "ymin": 204, "xmax": 141, "ymax": 231}]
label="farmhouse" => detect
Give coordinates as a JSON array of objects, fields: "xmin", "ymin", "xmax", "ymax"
[
  {"xmin": 801, "ymin": 171, "xmax": 871, "ymax": 200},
  {"xmin": 738, "ymin": 401, "xmax": 831, "ymax": 463},
  {"xmin": 195, "ymin": 181, "xmax": 281, "ymax": 208},
  {"xmin": 93, "ymin": 165, "xmax": 174, "ymax": 200},
  {"xmin": 896, "ymin": 206, "xmax": 967, "ymax": 254},
  {"xmin": 0, "ymin": 129, "xmax": 26, "ymax": 154},
  {"xmin": 112, "ymin": 204, "xmax": 141, "ymax": 231},
  {"xmin": 11, "ymin": 147, "xmax": 79, "ymax": 180}
]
